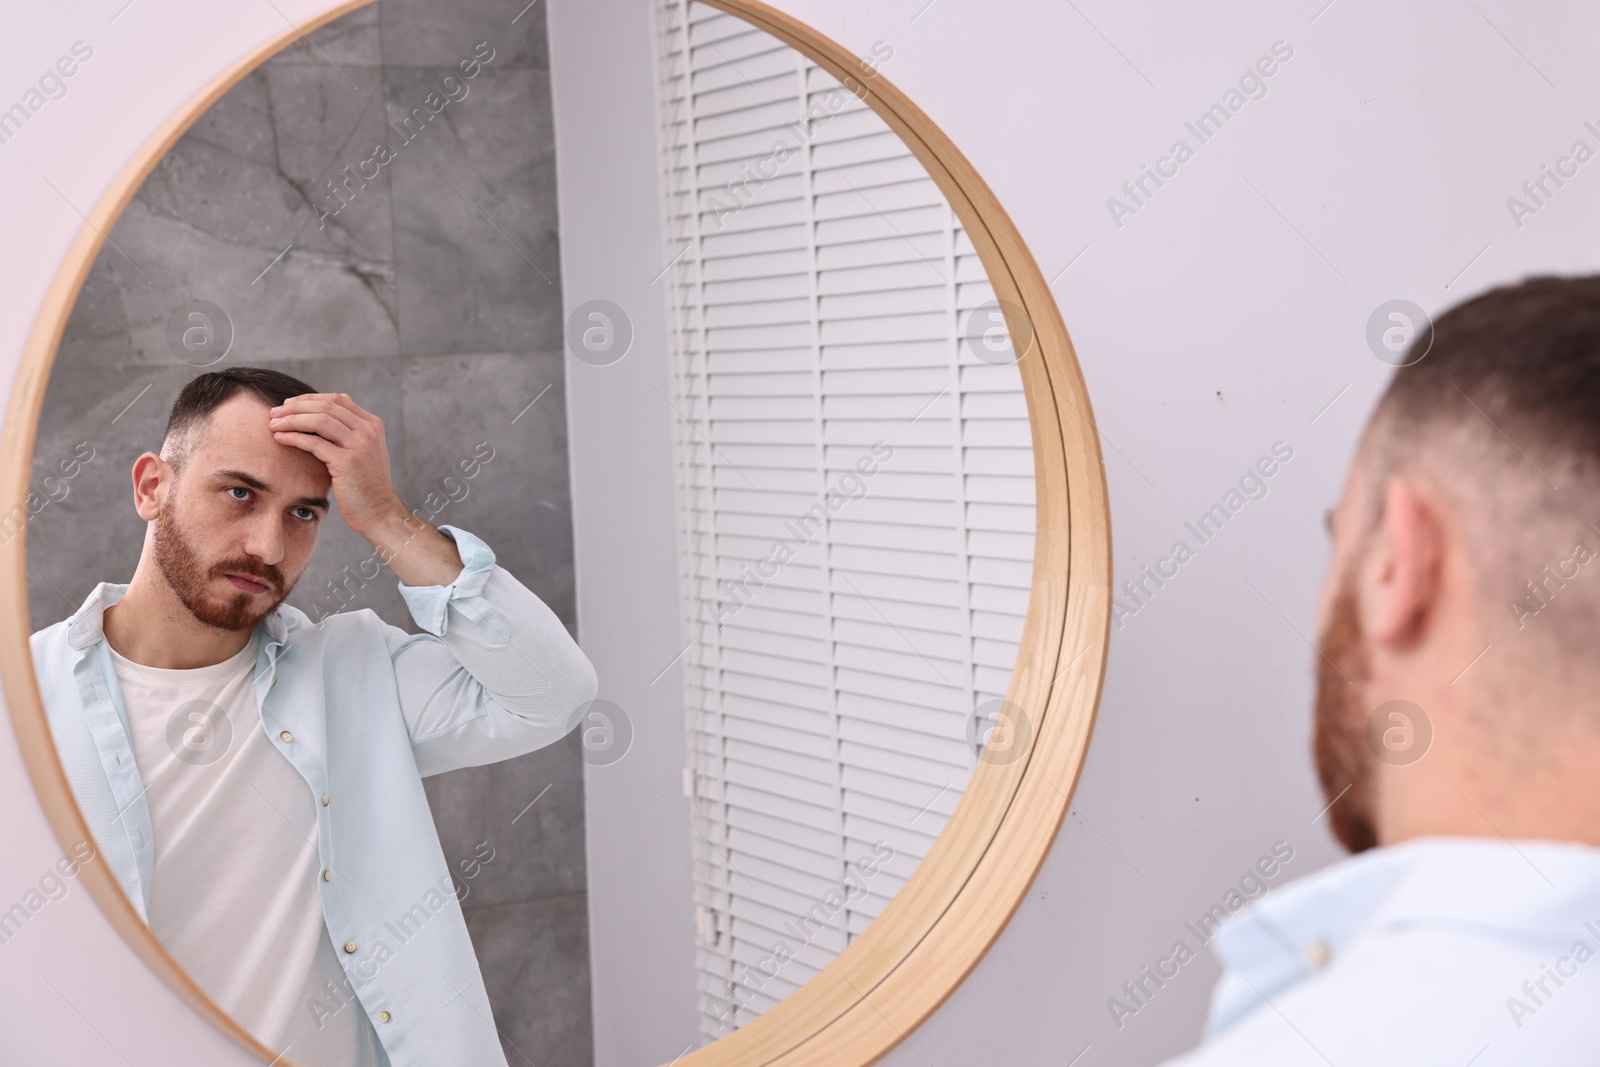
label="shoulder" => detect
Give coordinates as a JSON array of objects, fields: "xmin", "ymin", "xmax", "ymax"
[
  {"xmin": 282, "ymin": 595, "xmax": 393, "ymax": 631},
  {"xmin": 1163, "ymin": 924, "xmax": 1600, "ymax": 1066},
  {"xmin": 283, "ymin": 602, "xmax": 423, "ymax": 655},
  {"xmin": 29, "ymin": 615, "xmax": 75, "ymax": 661},
  {"xmin": 30, "ymin": 614, "xmax": 71, "ymax": 644}
]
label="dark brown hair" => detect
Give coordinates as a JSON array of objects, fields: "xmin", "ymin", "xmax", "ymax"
[
  {"xmin": 1361, "ymin": 275, "xmax": 1600, "ymax": 651},
  {"xmin": 161, "ymin": 367, "xmax": 315, "ymax": 475},
  {"xmin": 1371, "ymin": 274, "xmax": 1600, "ymax": 481}
]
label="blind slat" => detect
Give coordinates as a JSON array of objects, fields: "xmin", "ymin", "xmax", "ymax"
[{"xmin": 659, "ymin": 1, "xmax": 1034, "ymax": 1042}]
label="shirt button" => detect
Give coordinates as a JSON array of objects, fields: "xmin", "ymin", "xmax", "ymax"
[
  {"xmin": 378, "ymin": 1010, "xmax": 392, "ymax": 1023},
  {"xmin": 279, "ymin": 730, "xmax": 293, "ymax": 742},
  {"xmin": 1304, "ymin": 940, "xmax": 1331, "ymax": 968},
  {"xmin": 322, "ymin": 793, "xmax": 331, "ymax": 806},
  {"xmin": 343, "ymin": 940, "xmax": 357, "ymax": 954},
  {"xmin": 322, "ymin": 869, "xmax": 332, "ymax": 882}
]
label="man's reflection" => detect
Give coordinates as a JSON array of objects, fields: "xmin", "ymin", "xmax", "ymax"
[{"xmin": 31, "ymin": 367, "xmax": 598, "ymax": 1067}]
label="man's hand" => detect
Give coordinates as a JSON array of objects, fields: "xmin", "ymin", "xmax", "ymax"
[
  {"xmin": 269, "ymin": 393, "xmax": 402, "ymax": 536},
  {"xmin": 269, "ymin": 393, "xmax": 464, "ymax": 587}
]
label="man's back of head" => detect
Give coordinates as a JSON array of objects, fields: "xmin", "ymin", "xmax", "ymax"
[{"xmin": 1314, "ymin": 274, "xmax": 1600, "ymax": 855}]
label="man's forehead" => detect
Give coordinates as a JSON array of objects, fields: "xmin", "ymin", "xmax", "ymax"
[
  {"xmin": 205, "ymin": 393, "xmax": 280, "ymax": 440},
  {"xmin": 192, "ymin": 395, "xmax": 330, "ymax": 489}
]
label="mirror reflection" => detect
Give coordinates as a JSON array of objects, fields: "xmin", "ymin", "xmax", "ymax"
[{"xmin": 23, "ymin": 1, "xmax": 1036, "ymax": 1064}]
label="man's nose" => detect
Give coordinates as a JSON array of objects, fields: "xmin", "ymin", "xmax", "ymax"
[{"xmin": 242, "ymin": 515, "xmax": 286, "ymax": 569}]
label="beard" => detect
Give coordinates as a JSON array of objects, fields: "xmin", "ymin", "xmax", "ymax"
[
  {"xmin": 152, "ymin": 496, "xmax": 292, "ymax": 633},
  {"xmin": 1312, "ymin": 567, "xmax": 1379, "ymax": 853}
]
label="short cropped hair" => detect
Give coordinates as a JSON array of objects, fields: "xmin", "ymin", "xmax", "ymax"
[
  {"xmin": 1360, "ymin": 274, "xmax": 1600, "ymax": 649},
  {"xmin": 160, "ymin": 367, "xmax": 316, "ymax": 476},
  {"xmin": 1370, "ymin": 275, "xmax": 1600, "ymax": 481}
]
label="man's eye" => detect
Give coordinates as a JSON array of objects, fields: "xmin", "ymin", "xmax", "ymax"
[
  {"xmin": 227, "ymin": 487, "xmax": 250, "ymax": 501},
  {"xmin": 294, "ymin": 508, "xmax": 318, "ymax": 521}
]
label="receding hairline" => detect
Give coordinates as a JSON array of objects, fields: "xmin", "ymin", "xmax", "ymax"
[
  {"xmin": 159, "ymin": 389, "xmax": 278, "ymax": 476},
  {"xmin": 159, "ymin": 366, "xmax": 317, "ymax": 476}
]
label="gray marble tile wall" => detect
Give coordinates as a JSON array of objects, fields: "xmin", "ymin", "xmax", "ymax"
[{"xmin": 25, "ymin": 2, "xmax": 589, "ymax": 1063}]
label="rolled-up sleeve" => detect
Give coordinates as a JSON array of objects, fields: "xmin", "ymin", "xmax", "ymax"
[{"xmin": 387, "ymin": 524, "xmax": 598, "ymax": 777}]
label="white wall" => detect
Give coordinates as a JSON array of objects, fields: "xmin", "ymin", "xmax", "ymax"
[
  {"xmin": 554, "ymin": 1, "xmax": 1600, "ymax": 1066},
  {"xmin": 548, "ymin": 2, "xmax": 702, "ymax": 1063}
]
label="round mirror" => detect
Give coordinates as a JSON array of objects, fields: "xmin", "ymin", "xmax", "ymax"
[{"xmin": 4, "ymin": 0, "xmax": 1109, "ymax": 1064}]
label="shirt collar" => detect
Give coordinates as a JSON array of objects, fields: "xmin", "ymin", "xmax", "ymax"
[
  {"xmin": 65, "ymin": 581, "xmax": 302, "ymax": 657},
  {"xmin": 1205, "ymin": 836, "xmax": 1600, "ymax": 1038}
]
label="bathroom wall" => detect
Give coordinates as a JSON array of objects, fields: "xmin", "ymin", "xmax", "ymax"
[{"xmin": 24, "ymin": 1, "xmax": 591, "ymax": 1063}]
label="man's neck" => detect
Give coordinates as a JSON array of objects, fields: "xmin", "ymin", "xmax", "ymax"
[
  {"xmin": 103, "ymin": 567, "xmax": 256, "ymax": 670},
  {"xmin": 1378, "ymin": 701, "xmax": 1600, "ymax": 850}
]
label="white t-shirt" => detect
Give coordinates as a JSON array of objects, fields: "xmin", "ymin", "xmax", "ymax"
[{"xmin": 112, "ymin": 631, "xmax": 386, "ymax": 1067}]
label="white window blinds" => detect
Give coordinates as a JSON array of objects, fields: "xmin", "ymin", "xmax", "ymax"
[{"xmin": 653, "ymin": 0, "xmax": 1036, "ymax": 1042}]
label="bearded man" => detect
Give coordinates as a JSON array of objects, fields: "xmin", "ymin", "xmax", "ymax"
[
  {"xmin": 31, "ymin": 367, "xmax": 597, "ymax": 1067},
  {"xmin": 1161, "ymin": 275, "xmax": 1600, "ymax": 1064}
]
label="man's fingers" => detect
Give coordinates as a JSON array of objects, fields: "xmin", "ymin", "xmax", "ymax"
[
  {"xmin": 274, "ymin": 392, "xmax": 378, "ymax": 430},
  {"xmin": 272, "ymin": 429, "xmax": 337, "ymax": 464},
  {"xmin": 269, "ymin": 410, "xmax": 357, "ymax": 446}
]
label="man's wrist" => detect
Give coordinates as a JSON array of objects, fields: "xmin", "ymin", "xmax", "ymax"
[
  {"xmin": 370, "ymin": 498, "xmax": 427, "ymax": 542},
  {"xmin": 366, "ymin": 500, "xmax": 464, "ymax": 587}
]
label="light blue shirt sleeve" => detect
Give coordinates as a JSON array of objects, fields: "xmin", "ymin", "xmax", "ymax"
[{"xmin": 388, "ymin": 524, "xmax": 598, "ymax": 777}]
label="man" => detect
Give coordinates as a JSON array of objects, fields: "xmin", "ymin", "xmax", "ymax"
[
  {"xmin": 1160, "ymin": 275, "xmax": 1600, "ymax": 1064},
  {"xmin": 30, "ymin": 368, "xmax": 598, "ymax": 1067}
]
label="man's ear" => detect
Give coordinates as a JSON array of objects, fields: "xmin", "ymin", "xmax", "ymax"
[
  {"xmin": 131, "ymin": 452, "xmax": 167, "ymax": 522},
  {"xmin": 1361, "ymin": 477, "xmax": 1445, "ymax": 647}
]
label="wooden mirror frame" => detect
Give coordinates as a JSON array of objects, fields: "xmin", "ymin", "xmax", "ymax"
[{"xmin": 0, "ymin": 0, "xmax": 1111, "ymax": 1063}]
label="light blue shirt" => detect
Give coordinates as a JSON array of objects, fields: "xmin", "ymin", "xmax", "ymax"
[
  {"xmin": 30, "ymin": 525, "xmax": 599, "ymax": 1067},
  {"xmin": 1161, "ymin": 836, "xmax": 1600, "ymax": 1065}
]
